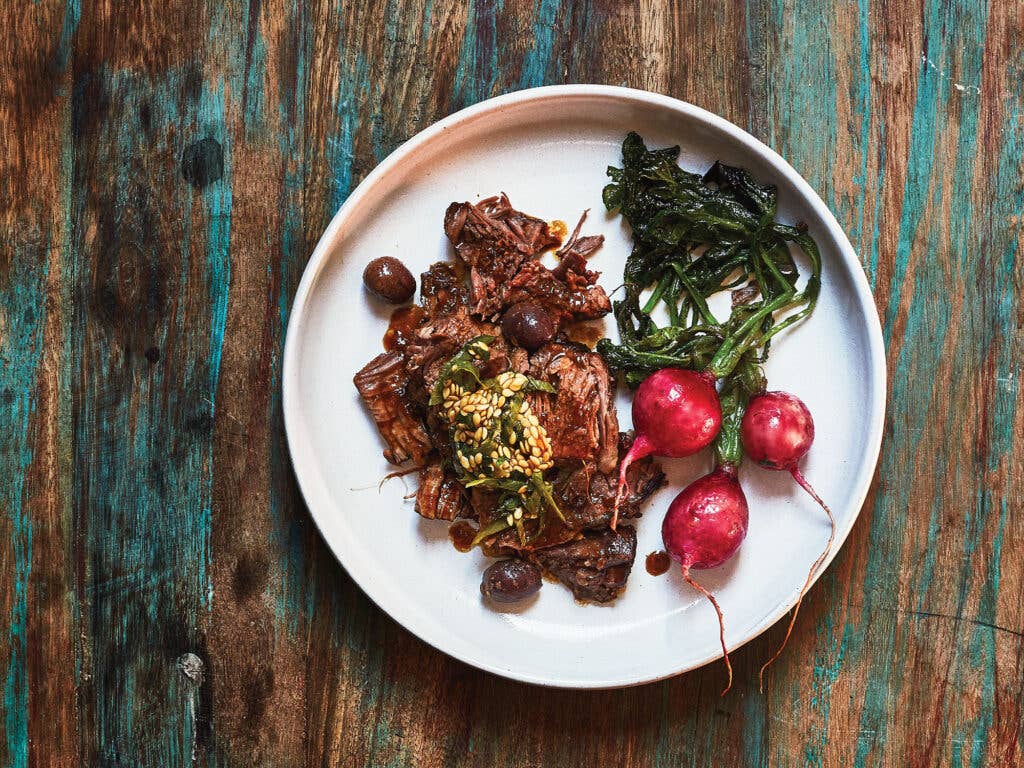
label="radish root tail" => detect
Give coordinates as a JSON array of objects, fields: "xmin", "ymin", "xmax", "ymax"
[
  {"xmin": 611, "ymin": 479, "xmax": 627, "ymax": 531},
  {"xmin": 611, "ymin": 451, "xmax": 635, "ymax": 532},
  {"xmin": 758, "ymin": 468, "xmax": 836, "ymax": 692},
  {"xmin": 612, "ymin": 436, "xmax": 652, "ymax": 531},
  {"xmin": 684, "ymin": 567, "xmax": 733, "ymax": 696}
]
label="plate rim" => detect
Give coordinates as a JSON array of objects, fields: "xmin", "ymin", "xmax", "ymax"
[{"xmin": 282, "ymin": 84, "xmax": 888, "ymax": 689}]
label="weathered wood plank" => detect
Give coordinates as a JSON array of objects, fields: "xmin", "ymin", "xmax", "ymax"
[
  {"xmin": 0, "ymin": 3, "xmax": 78, "ymax": 768},
  {"xmin": 63, "ymin": 2, "xmax": 231, "ymax": 764},
  {"xmin": 204, "ymin": 0, "xmax": 314, "ymax": 764},
  {"xmin": 748, "ymin": 0, "xmax": 1024, "ymax": 766}
]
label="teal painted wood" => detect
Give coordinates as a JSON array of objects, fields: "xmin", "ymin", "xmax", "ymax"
[
  {"xmin": 0, "ymin": 176, "xmax": 48, "ymax": 768},
  {"xmin": 70, "ymin": 66, "xmax": 216, "ymax": 768},
  {"xmin": 1, "ymin": 1, "xmax": 1021, "ymax": 766}
]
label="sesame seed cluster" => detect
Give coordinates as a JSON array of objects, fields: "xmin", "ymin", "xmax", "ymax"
[{"xmin": 440, "ymin": 369, "xmax": 554, "ymax": 487}]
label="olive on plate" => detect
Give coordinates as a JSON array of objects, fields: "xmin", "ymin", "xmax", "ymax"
[
  {"xmin": 501, "ymin": 302, "xmax": 556, "ymax": 350},
  {"xmin": 480, "ymin": 559, "xmax": 543, "ymax": 603},
  {"xmin": 363, "ymin": 256, "xmax": 416, "ymax": 304}
]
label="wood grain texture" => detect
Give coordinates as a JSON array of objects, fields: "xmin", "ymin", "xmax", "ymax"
[{"xmin": 1, "ymin": 0, "xmax": 1021, "ymax": 766}]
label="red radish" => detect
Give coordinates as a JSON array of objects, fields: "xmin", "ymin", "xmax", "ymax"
[
  {"xmin": 740, "ymin": 391, "xmax": 835, "ymax": 688},
  {"xmin": 662, "ymin": 465, "xmax": 749, "ymax": 695},
  {"xmin": 614, "ymin": 368, "xmax": 722, "ymax": 527}
]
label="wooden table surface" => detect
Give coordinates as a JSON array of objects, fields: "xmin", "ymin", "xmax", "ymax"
[{"xmin": 3, "ymin": 0, "xmax": 1023, "ymax": 766}]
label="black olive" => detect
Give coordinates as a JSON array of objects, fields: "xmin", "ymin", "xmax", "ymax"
[
  {"xmin": 480, "ymin": 559, "xmax": 542, "ymax": 603},
  {"xmin": 501, "ymin": 302, "xmax": 556, "ymax": 350},
  {"xmin": 363, "ymin": 257, "xmax": 416, "ymax": 304}
]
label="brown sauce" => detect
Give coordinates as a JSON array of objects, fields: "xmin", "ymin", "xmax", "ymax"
[
  {"xmin": 383, "ymin": 304, "xmax": 426, "ymax": 351},
  {"xmin": 449, "ymin": 520, "xmax": 477, "ymax": 553},
  {"xmin": 645, "ymin": 550, "xmax": 672, "ymax": 576},
  {"xmin": 549, "ymin": 219, "xmax": 568, "ymax": 243}
]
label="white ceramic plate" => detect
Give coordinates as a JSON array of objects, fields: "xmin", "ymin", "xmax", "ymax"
[{"xmin": 283, "ymin": 85, "xmax": 886, "ymax": 688}]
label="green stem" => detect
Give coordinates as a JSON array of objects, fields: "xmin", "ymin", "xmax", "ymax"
[
  {"xmin": 712, "ymin": 353, "xmax": 763, "ymax": 469},
  {"xmin": 707, "ymin": 291, "xmax": 794, "ymax": 378},
  {"xmin": 666, "ymin": 277, "xmax": 682, "ymax": 326},
  {"xmin": 642, "ymin": 272, "xmax": 673, "ymax": 314},
  {"xmin": 672, "ymin": 263, "xmax": 717, "ymax": 325},
  {"xmin": 714, "ymin": 417, "xmax": 743, "ymax": 469},
  {"xmin": 759, "ymin": 243, "xmax": 792, "ymax": 295},
  {"xmin": 713, "ymin": 384, "xmax": 747, "ymax": 469}
]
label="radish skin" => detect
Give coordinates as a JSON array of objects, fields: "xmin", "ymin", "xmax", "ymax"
[
  {"xmin": 662, "ymin": 465, "xmax": 749, "ymax": 695},
  {"xmin": 740, "ymin": 391, "xmax": 835, "ymax": 689},
  {"xmin": 614, "ymin": 368, "xmax": 722, "ymax": 528}
]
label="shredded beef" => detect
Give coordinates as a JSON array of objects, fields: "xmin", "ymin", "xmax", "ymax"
[
  {"xmin": 353, "ymin": 352, "xmax": 433, "ymax": 465},
  {"xmin": 444, "ymin": 194, "xmax": 561, "ymax": 317},
  {"xmin": 406, "ymin": 306, "xmax": 491, "ymax": 391},
  {"xmin": 420, "ymin": 262, "xmax": 468, "ymax": 316},
  {"xmin": 529, "ymin": 526, "xmax": 637, "ymax": 603},
  {"xmin": 409, "ymin": 263, "xmax": 516, "ymax": 390},
  {"xmin": 556, "ymin": 209, "xmax": 605, "ymax": 260},
  {"xmin": 527, "ymin": 343, "xmax": 619, "ymax": 473},
  {"xmin": 355, "ymin": 194, "xmax": 662, "ymax": 602},
  {"xmin": 444, "ymin": 195, "xmax": 611, "ymax": 324},
  {"xmin": 557, "ymin": 434, "xmax": 665, "ymax": 530},
  {"xmin": 415, "ymin": 464, "xmax": 466, "ymax": 521},
  {"xmin": 505, "ymin": 258, "xmax": 611, "ymax": 325}
]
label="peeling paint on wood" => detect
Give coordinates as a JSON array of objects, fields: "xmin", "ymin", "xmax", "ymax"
[{"xmin": 1, "ymin": 0, "xmax": 1022, "ymax": 766}]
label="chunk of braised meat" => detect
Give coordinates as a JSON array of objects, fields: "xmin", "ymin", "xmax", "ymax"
[
  {"xmin": 444, "ymin": 194, "xmax": 561, "ymax": 318},
  {"xmin": 529, "ymin": 526, "xmax": 637, "ymax": 603},
  {"xmin": 443, "ymin": 195, "xmax": 611, "ymax": 324},
  {"xmin": 503, "ymin": 209, "xmax": 608, "ymax": 325},
  {"xmin": 551, "ymin": 250, "xmax": 599, "ymax": 282},
  {"xmin": 480, "ymin": 437, "xmax": 663, "ymax": 554},
  {"xmin": 405, "ymin": 308, "xmax": 513, "ymax": 394},
  {"xmin": 383, "ymin": 305, "xmax": 427, "ymax": 353},
  {"xmin": 407, "ymin": 265, "xmax": 507, "ymax": 392},
  {"xmin": 557, "ymin": 434, "xmax": 665, "ymax": 530},
  {"xmin": 470, "ymin": 482, "xmax": 576, "ymax": 556},
  {"xmin": 507, "ymin": 346, "xmax": 531, "ymax": 375},
  {"xmin": 468, "ymin": 487, "xmax": 499, "ymax": 525},
  {"xmin": 415, "ymin": 464, "xmax": 467, "ymax": 521},
  {"xmin": 419, "ymin": 262, "xmax": 468, "ymax": 316},
  {"xmin": 444, "ymin": 193, "xmax": 559, "ymax": 262},
  {"xmin": 405, "ymin": 305, "xmax": 491, "ymax": 391},
  {"xmin": 527, "ymin": 343, "xmax": 619, "ymax": 473},
  {"xmin": 353, "ymin": 352, "xmax": 432, "ymax": 465},
  {"xmin": 481, "ymin": 517, "xmax": 579, "ymax": 557},
  {"xmin": 504, "ymin": 258, "xmax": 611, "ymax": 326}
]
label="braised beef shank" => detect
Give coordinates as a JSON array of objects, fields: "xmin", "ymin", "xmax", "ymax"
[
  {"xmin": 530, "ymin": 526, "xmax": 638, "ymax": 603},
  {"xmin": 354, "ymin": 194, "xmax": 660, "ymax": 602}
]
